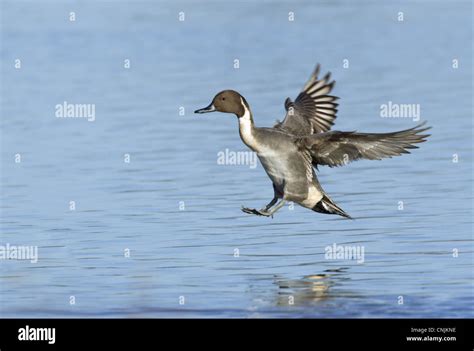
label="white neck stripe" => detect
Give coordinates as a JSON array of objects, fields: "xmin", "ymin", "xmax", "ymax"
[
  {"xmin": 238, "ymin": 98, "xmax": 257, "ymax": 149},
  {"xmin": 240, "ymin": 97, "xmax": 251, "ymax": 120}
]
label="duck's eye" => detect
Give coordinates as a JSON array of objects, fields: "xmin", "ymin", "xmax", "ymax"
[{"xmin": 222, "ymin": 97, "xmax": 226, "ymax": 101}]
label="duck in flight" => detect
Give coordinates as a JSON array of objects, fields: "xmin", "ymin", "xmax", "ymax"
[{"xmin": 195, "ymin": 64, "xmax": 430, "ymax": 218}]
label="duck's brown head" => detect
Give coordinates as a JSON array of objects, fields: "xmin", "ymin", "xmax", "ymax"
[{"xmin": 195, "ymin": 90, "xmax": 249, "ymax": 118}]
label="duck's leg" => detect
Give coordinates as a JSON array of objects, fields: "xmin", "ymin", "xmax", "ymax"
[
  {"xmin": 264, "ymin": 196, "xmax": 278, "ymax": 210},
  {"xmin": 242, "ymin": 199, "xmax": 286, "ymax": 217},
  {"xmin": 259, "ymin": 199, "xmax": 286, "ymax": 217},
  {"xmin": 242, "ymin": 184, "xmax": 284, "ymax": 217},
  {"xmin": 242, "ymin": 193, "xmax": 277, "ymax": 215}
]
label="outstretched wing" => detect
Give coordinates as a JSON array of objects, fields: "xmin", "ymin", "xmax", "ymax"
[
  {"xmin": 297, "ymin": 123, "xmax": 431, "ymax": 167},
  {"xmin": 274, "ymin": 64, "xmax": 339, "ymax": 136}
]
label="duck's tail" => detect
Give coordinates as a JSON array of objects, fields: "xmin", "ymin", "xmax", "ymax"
[{"xmin": 312, "ymin": 194, "xmax": 352, "ymax": 219}]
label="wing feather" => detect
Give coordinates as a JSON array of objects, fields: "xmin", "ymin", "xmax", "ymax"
[
  {"xmin": 296, "ymin": 123, "xmax": 431, "ymax": 167},
  {"xmin": 274, "ymin": 64, "xmax": 339, "ymax": 136}
]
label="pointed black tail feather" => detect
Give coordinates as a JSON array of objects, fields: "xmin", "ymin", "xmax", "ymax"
[{"xmin": 312, "ymin": 195, "xmax": 352, "ymax": 219}]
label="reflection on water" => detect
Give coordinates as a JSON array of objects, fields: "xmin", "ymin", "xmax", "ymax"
[{"xmin": 275, "ymin": 270, "xmax": 347, "ymax": 306}]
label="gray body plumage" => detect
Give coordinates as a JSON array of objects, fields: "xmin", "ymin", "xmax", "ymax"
[{"xmin": 245, "ymin": 127, "xmax": 323, "ymax": 208}]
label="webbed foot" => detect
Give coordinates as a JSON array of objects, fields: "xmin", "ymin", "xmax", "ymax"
[{"xmin": 241, "ymin": 206, "xmax": 273, "ymax": 217}]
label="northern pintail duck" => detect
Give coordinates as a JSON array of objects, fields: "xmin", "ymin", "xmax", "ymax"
[{"xmin": 195, "ymin": 64, "xmax": 430, "ymax": 218}]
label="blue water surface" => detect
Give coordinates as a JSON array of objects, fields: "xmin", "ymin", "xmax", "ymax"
[{"xmin": 0, "ymin": 0, "xmax": 472, "ymax": 318}]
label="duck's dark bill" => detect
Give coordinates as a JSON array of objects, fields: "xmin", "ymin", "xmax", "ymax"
[{"xmin": 194, "ymin": 103, "xmax": 216, "ymax": 113}]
